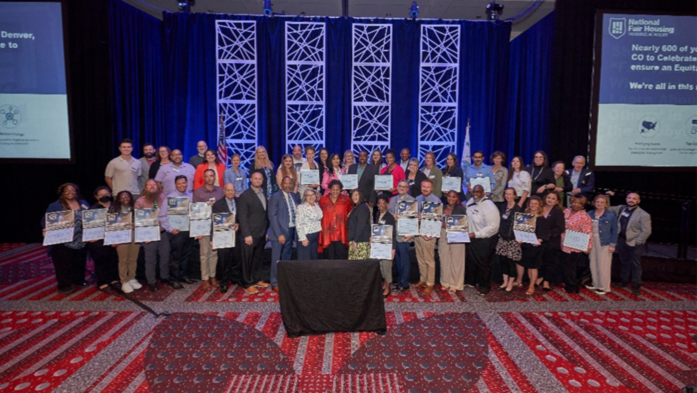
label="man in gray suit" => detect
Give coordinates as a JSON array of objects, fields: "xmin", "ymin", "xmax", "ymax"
[
  {"xmin": 268, "ymin": 176, "xmax": 300, "ymax": 292},
  {"xmin": 609, "ymin": 193, "xmax": 652, "ymax": 295}
]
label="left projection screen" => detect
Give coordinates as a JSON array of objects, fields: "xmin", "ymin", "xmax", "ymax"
[{"xmin": 0, "ymin": 2, "xmax": 71, "ymax": 162}]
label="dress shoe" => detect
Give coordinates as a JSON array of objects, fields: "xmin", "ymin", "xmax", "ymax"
[
  {"xmin": 74, "ymin": 281, "xmax": 90, "ymax": 287},
  {"xmin": 414, "ymin": 281, "xmax": 426, "ymax": 288},
  {"xmin": 210, "ymin": 278, "xmax": 220, "ymax": 288},
  {"xmin": 272, "ymin": 286, "xmax": 279, "ymax": 293},
  {"xmin": 220, "ymin": 285, "xmax": 228, "ymax": 294},
  {"xmin": 202, "ymin": 280, "xmax": 212, "ymax": 291},
  {"xmin": 149, "ymin": 283, "xmax": 159, "ymax": 292},
  {"xmin": 244, "ymin": 286, "xmax": 259, "ymax": 294},
  {"xmin": 616, "ymin": 282, "xmax": 628, "ymax": 288},
  {"xmin": 57, "ymin": 286, "xmax": 74, "ymax": 295},
  {"xmin": 423, "ymin": 285, "xmax": 434, "ymax": 295},
  {"xmin": 255, "ymin": 281, "xmax": 270, "ymax": 288},
  {"xmin": 631, "ymin": 287, "xmax": 641, "ymax": 296},
  {"xmin": 168, "ymin": 281, "xmax": 184, "ymax": 290},
  {"xmin": 181, "ymin": 277, "xmax": 195, "ymax": 285}
]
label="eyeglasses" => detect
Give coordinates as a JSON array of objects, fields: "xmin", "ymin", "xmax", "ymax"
[{"xmin": 119, "ymin": 195, "xmax": 130, "ymax": 200}]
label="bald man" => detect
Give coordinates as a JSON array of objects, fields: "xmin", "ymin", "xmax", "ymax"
[
  {"xmin": 609, "ymin": 193, "xmax": 652, "ymax": 296},
  {"xmin": 212, "ymin": 183, "xmax": 240, "ymax": 293}
]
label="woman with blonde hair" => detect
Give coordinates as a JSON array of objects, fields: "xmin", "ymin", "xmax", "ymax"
[
  {"xmin": 276, "ymin": 154, "xmax": 299, "ymax": 193},
  {"xmin": 251, "ymin": 145, "xmax": 276, "ymax": 198}
]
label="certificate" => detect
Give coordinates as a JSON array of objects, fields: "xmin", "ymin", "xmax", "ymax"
[
  {"xmin": 447, "ymin": 232, "xmax": 470, "ymax": 243},
  {"xmin": 167, "ymin": 197, "xmax": 190, "ymax": 215},
  {"xmin": 442, "ymin": 176, "xmax": 462, "ymax": 193},
  {"xmin": 82, "ymin": 209, "xmax": 106, "ymax": 242},
  {"xmin": 370, "ymin": 242, "xmax": 392, "ymax": 260},
  {"xmin": 104, "ymin": 212, "xmax": 132, "ymax": 245},
  {"xmin": 339, "ymin": 174, "xmax": 358, "ymax": 190},
  {"xmin": 371, "ymin": 224, "xmax": 393, "ymax": 244},
  {"xmin": 470, "ymin": 177, "xmax": 491, "ymax": 193},
  {"xmin": 104, "ymin": 230, "xmax": 131, "ymax": 245},
  {"xmin": 514, "ymin": 230, "xmax": 539, "ymax": 245},
  {"xmin": 513, "ymin": 212, "xmax": 538, "ymax": 244},
  {"xmin": 212, "ymin": 213, "xmax": 235, "ymax": 249},
  {"xmin": 135, "ymin": 226, "xmax": 161, "ymax": 243},
  {"xmin": 419, "ymin": 219, "xmax": 441, "ymax": 237},
  {"xmin": 43, "ymin": 210, "xmax": 75, "ymax": 246},
  {"xmin": 421, "ymin": 202, "xmax": 443, "ymax": 221},
  {"xmin": 397, "ymin": 200, "xmax": 417, "ymax": 218},
  {"xmin": 563, "ymin": 230, "xmax": 591, "ymax": 252},
  {"xmin": 44, "ymin": 228, "xmax": 74, "ymax": 246},
  {"xmin": 397, "ymin": 217, "xmax": 419, "ymax": 236},
  {"xmin": 444, "ymin": 214, "xmax": 467, "ymax": 232},
  {"xmin": 168, "ymin": 215, "xmax": 190, "ymax": 232},
  {"xmin": 190, "ymin": 219, "xmax": 211, "ymax": 237},
  {"xmin": 374, "ymin": 175, "xmax": 393, "ymax": 190},
  {"xmin": 212, "ymin": 231, "xmax": 235, "ymax": 249},
  {"xmin": 82, "ymin": 227, "xmax": 105, "ymax": 242},
  {"xmin": 300, "ymin": 169, "xmax": 319, "ymax": 185}
]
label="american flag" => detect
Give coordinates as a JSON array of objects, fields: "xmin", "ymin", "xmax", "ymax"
[{"xmin": 217, "ymin": 116, "xmax": 228, "ymax": 166}]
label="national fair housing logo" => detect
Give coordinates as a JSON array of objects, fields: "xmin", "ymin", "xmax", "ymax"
[{"xmin": 609, "ymin": 18, "xmax": 627, "ymax": 39}]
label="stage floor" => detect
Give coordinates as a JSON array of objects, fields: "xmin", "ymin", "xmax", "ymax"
[{"xmin": 0, "ymin": 244, "xmax": 695, "ymax": 392}]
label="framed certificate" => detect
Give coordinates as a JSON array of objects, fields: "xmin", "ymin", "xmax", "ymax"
[
  {"xmin": 43, "ymin": 210, "xmax": 75, "ymax": 246},
  {"xmin": 339, "ymin": 174, "xmax": 358, "ymax": 190},
  {"xmin": 374, "ymin": 175, "xmax": 393, "ymax": 190},
  {"xmin": 189, "ymin": 202, "xmax": 212, "ymax": 221},
  {"xmin": 397, "ymin": 217, "xmax": 419, "ymax": 236},
  {"xmin": 370, "ymin": 242, "xmax": 392, "ymax": 260},
  {"xmin": 419, "ymin": 219, "xmax": 441, "ymax": 237},
  {"xmin": 370, "ymin": 224, "xmax": 393, "ymax": 260},
  {"xmin": 513, "ymin": 213, "xmax": 538, "ymax": 245},
  {"xmin": 444, "ymin": 214, "xmax": 467, "ymax": 232},
  {"xmin": 442, "ymin": 176, "xmax": 462, "ymax": 193},
  {"xmin": 563, "ymin": 230, "xmax": 591, "ymax": 252},
  {"xmin": 300, "ymin": 169, "xmax": 320, "ymax": 185},
  {"xmin": 212, "ymin": 230, "xmax": 235, "ymax": 249},
  {"xmin": 446, "ymin": 232, "xmax": 470, "ymax": 243},
  {"xmin": 190, "ymin": 219, "xmax": 211, "ymax": 237},
  {"xmin": 421, "ymin": 202, "xmax": 443, "ymax": 221},
  {"xmin": 470, "ymin": 177, "xmax": 491, "ymax": 193},
  {"xmin": 82, "ymin": 209, "xmax": 106, "ymax": 242}
]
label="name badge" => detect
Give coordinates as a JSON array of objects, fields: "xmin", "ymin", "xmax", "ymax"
[
  {"xmin": 621, "ymin": 212, "xmax": 630, "ymax": 217},
  {"xmin": 236, "ymin": 177, "xmax": 242, "ymax": 181},
  {"xmin": 477, "ymin": 173, "xmax": 483, "ymax": 177},
  {"xmin": 429, "ymin": 175, "xmax": 435, "ymax": 179},
  {"xmin": 209, "ymin": 196, "xmax": 216, "ymax": 202},
  {"xmin": 131, "ymin": 167, "xmax": 138, "ymax": 172},
  {"xmin": 173, "ymin": 167, "xmax": 180, "ymax": 172}
]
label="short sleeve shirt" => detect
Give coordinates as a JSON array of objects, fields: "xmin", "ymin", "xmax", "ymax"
[
  {"xmin": 155, "ymin": 163, "xmax": 196, "ymax": 197},
  {"xmin": 105, "ymin": 156, "xmax": 142, "ymax": 194}
]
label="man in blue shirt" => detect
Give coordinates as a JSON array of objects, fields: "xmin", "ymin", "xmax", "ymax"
[{"xmin": 463, "ymin": 151, "xmax": 496, "ymax": 199}]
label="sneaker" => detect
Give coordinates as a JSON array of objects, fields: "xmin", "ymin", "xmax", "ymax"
[
  {"xmin": 595, "ymin": 289, "xmax": 607, "ymax": 295},
  {"xmin": 121, "ymin": 282, "xmax": 134, "ymax": 294},
  {"xmin": 584, "ymin": 284, "xmax": 596, "ymax": 290},
  {"xmin": 128, "ymin": 279, "xmax": 142, "ymax": 290}
]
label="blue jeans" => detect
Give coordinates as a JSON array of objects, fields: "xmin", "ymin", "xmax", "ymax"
[
  {"xmin": 394, "ymin": 242, "xmax": 411, "ymax": 289},
  {"xmin": 297, "ymin": 232, "xmax": 319, "ymax": 261},
  {"xmin": 270, "ymin": 228, "xmax": 296, "ymax": 287}
]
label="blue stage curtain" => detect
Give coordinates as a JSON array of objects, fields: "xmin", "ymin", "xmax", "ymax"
[
  {"xmin": 504, "ymin": 11, "xmax": 555, "ymax": 164},
  {"xmin": 108, "ymin": 0, "xmax": 166, "ymax": 153}
]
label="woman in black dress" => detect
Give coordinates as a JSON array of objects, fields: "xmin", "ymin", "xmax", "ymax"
[
  {"xmin": 516, "ymin": 196, "xmax": 548, "ymax": 296},
  {"xmin": 496, "ymin": 188, "xmax": 523, "ymax": 292},
  {"xmin": 536, "ymin": 192, "xmax": 566, "ymax": 290},
  {"xmin": 525, "ymin": 150, "xmax": 555, "ymax": 198}
]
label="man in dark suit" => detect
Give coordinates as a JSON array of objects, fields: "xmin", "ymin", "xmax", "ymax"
[
  {"xmin": 268, "ymin": 176, "xmax": 301, "ymax": 292},
  {"xmin": 237, "ymin": 172, "xmax": 270, "ymax": 294},
  {"xmin": 212, "ymin": 183, "xmax": 240, "ymax": 293},
  {"xmin": 348, "ymin": 151, "xmax": 380, "ymax": 205},
  {"xmin": 566, "ymin": 156, "xmax": 595, "ymax": 202}
]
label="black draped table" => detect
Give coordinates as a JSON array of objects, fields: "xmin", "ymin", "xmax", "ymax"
[{"xmin": 278, "ymin": 259, "xmax": 387, "ymax": 338}]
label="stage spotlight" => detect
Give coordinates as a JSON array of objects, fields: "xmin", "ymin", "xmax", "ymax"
[
  {"xmin": 177, "ymin": 0, "xmax": 191, "ymax": 12},
  {"xmin": 486, "ymin": 1, "xmax": 504, "ymax": 21},
  {"xmin": 409, "ymin": 1, "xmax": 419, "ymax": 19},
  {"xmin": 263, "ymin": 0, "xmax": 273, "ymax": 16}
]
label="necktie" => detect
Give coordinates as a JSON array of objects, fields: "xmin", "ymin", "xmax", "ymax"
[{"xmin": 286, "ymin": 193, "xmax": 295, "ymax": 224}]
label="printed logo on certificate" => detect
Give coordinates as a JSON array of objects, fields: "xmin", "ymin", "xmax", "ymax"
[
  {"xmin": 445, "ymin": 214, "xmax": 470, "ymax": 243},
  {"xmin": 43, "ymin": 210, "xmax": 75, "ymax": 246},
  {"xmin": 370, "ymin": 224, "xmax": 393, "ymax": 260},
  {"xmin": 82, "ymin": 208, "xmax": 106, "ymax": 242},
  {"xmin": 513, "ymin": 213, "xmax": 539, "ymax": 245}
]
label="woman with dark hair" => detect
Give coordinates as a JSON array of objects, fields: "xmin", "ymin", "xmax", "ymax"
[
  {"xmin": 380, "ymin": 149, "xmax": 406, "ymax": 196},
  {"xmin": 87, "ymin": 186, "xmax": 120, "ymax": 291},
  {"xmin": 525, "ymin": 150, "xmax": 555, "ymax": 198},
  {"xmin": 442, "ymin": 152, "xmax": 465, "ymax": 202},
  {"xmin": 551, "ymin": 161, "xmax": 572, "ymax": 207},
  {"xmin": 276, "ymin": 154, "xmax": 299, "ymax": 193},
  {"xmin": 317, "ymin": 148, "xmax": 330, "ymax": 194},
  {"xmin": 347, "ymin": 189, "xmax": 372, "ymax": 260},
  {"xmin": 41, "ymin": 183, "xmax": 91, "ymax": 294},
  {"xmin": 507, "ymin": 156, "xmax": 531, "ymax": 207},
  {"xmin": 319, "ymin": 179, "xmax": 353, "ymax": 259},
  {"xmin": 421, "ymin": 151, "xmax": 443, "ymax": 198},
  {"xmin": 490, "ymin": 151, "xmax": 508, "ymax": 205},
  {"xmin": 439, "ymin": 190, "xmax": 467, "ymax": 293},
  {"xmin": 561, "ymin": 195, "xmax": 593, "ymax": 294},
  {"xmin": 194, "ymin": 149, "xmax": 225, "ymax": 189},
  {"xmin": 496, "ymin": 188, "xmax": 522, "ymax": 292},
  {"xmin": 371, "ymin": 149, "xmax": 386, "ymax": 171},
  {"xmin": 535, "ymin": 192, "xmax": 566, "ymax": 291},
  {"xmin": 374, "ymin": 194, "xmax": 397, "ymax": 297},
  {"xmin": 405, "ymin": 157, "xmax": 427, "ymax": 197},
  {"xmin": 110, "ymin": 190, "xmax": 141, "ymax": 294},
  {"xmin": 321, "ymin": 153, "xmax": 344, "ymax": 196},
  {"xmin": 251, "ymin": 145, "xmax": 277, "ymax": 198},
  {"xmin": 149, "ymin": 145, "xmax": 172, "ymax": 180},
  {"xmin": 515, "ymin": 196, "xmax": 547, "ymax": 296}
]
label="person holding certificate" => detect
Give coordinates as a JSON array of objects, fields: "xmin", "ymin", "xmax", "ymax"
[
  {"xmin": 561, "ymin": 195, "xmax": 593, "ymax": 294},
  {"xmin": 109, "ymin": 190, "xmax": 141, "ymax": 294},
  {"xmin": 276, "ymin": 154, "xmax": 299, "ymax": 193},
  {"xmin": 347, "ymin": 189, "xmax": 372, "ymax": 260},
  {"xmin": 465, "ymin": 185, "xmax": 500, "ymax": 295},
  {"xmin": 586, "ymin": 195, "xmax": 617, "ymax": 295},
  {"xmin": 87, "ymin": 186, "xmax": 119, "ymax": 291},
  {"xmin": 193, "ymin": 149, "xmax": 226, "ymax": 190},
  {"xmin": 463, "ymin": 151, "xmax": 496, "ymax": 200},
  {"xmin": 388, "ymin": 180, "xmax": 416, "ymax": 292},
  {"xmin": 319, "ymin": 180, "xmax": 353, "ymax": 259},
  {"xmin": 421, "ymin": 152, "xmax": 443, "ymax": 198},
  {"xmin": 535, "ymin": 192, "xmax": 565, "ymax": 291},
  {"xmin": 193, "ymin": 169, "xmax": 225, "ymax": 291},
  {"xmin": 164, "ymin": 175, "xmax": 195, "ymax": 286},
  {"xmin": 495, "ymin": 188, "xmax": 523, "ymax": 292},
  {"xmin": 321, "ymin": 153, "xmax": 345, "ymax": 196},
  {"xmin": 41, "ymin": 183, "xmax": 90, "ymax": 294},
  {"xmin": 211, "ymin": 183, "xmax": 240, "ymax": 294},
  {"xmin": 439, "ymin": 191, "xmax": 467, "ymax": 293},
  {"xmin": 296, "ymin": 188, "xmax": 323, "ymax": 260},
  {"xmin": 298, "ymin": 146, "xmax": 320, "ymax": 197},
  {"xmin": 507, "ymin": 156, "xmax": 531, "ymax": 207},
  {"xmin": 413, "ymin": 179, "xmax": 441, "ymax": 295},
  {"xmin": 347, "ymin": 151, "xmax": 380, "ymax": 205},
  {"xmin": 442, "ymin": 153, "xmax": 466, "ymax": 202},
  {"xmin": 135, "ymin": 180, "xmax": 173, "ymax": 292},
  {"xmin": 515, "ymin": 196, "xmax": 547, "ymax": 296},
  {"xmin": 405, "ymin": 158, "xmax": 427, "ymax": 198},
  {"xmin": 379, "ymin": 149, "xmax": 406, "ymax": 196},
  {"xmin": 374, "ymin": 195, "xmax": 397, "ymax": 297}
]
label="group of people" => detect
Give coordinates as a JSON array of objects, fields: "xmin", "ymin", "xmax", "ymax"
[{"xmin": 41, "ymin": 139, "xmax": 652, "ymax": 299}]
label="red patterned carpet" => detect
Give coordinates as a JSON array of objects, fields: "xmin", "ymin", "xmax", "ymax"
[{"xmin": 0, "ymin": 244, "xmax": 695, "ymax": 392}]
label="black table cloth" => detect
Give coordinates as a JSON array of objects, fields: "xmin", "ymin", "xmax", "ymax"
[{"xmin": 278, "ymin": 259, "xmax": 387, "ymax": 338}]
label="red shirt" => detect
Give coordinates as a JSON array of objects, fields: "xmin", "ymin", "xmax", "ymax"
[
  {"xmin": 381, "ymin": 164, "xmax": 406, "ymax": 196},
  {"xmin": 318, "ymin": 193, "xmax": 353, "ymax": 250},
  {"xmin": 193, "ymin": 162, "xmax": 226, "ymax": 190}
]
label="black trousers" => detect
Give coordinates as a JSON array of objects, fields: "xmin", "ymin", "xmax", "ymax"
[
  {"xmin": 617, "ymin": 237, "xmax": 643, "ymax": 288},
  {"xmin": 217, "ymin": 246, "xmax": 242, "ymax": 286},
  {"xmin": 240, "ymin": 236, "xmax": 265, "ymax": 288},
  {"xmin": 168, "ymin": 231, "xmax": 192, "ymax": 281},
  {"xmin": 466, "ymin": 236, "xmax": 497, "ymax": 294},
  {"xmin": 87, "ymin": 240, "xmax": 119, "ymax": 286},
  {"xmin": 324, "ymin": 241, "xmax": 348, "ymax": 260},
  {"xmin": 50, "ymin": 244, "xmax": 88, "ymax": 289},
  {"xmin": 562, "ymin": 252, "xmax": 585, "ymax": 293}
]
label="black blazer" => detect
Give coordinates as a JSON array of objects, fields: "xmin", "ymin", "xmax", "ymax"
[
  {"xmin": 525, "ymin": 165, "xmax": 555, "ymax": 198},
  {"xmin": 497, "ymin": 203, "xmax": 523, "ymax": 241},
  {"xmin": 374, "ymin": 210, "xmax": 397, "ymax": 250},
  {"xmin": 250, "ymin": 166, "xmax": 276, "ymax": 196},
  {"xmin": 347, "ymin": 203, "xmax": 372, "ymax": 243},
  {"xmin": 348, "ymin": 163, "xmax": 380, "ymax": 204},
  {"xmin": 237, "ymin": 188, "xmax": 268, "ymax": 239},
  {"xmin": 538, "ymin": 208, "xmax": 565, "ymax": 249},
  {"xmin": 212, "ymin": 197, "xmax": 240, "ymax": 239},
  {"xmin": 405, "ymin": 169, "xmax": 428, "ymax": 198}
]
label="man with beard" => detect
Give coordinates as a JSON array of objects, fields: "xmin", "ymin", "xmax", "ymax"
[
  {"xmin": 609, "ymin": 193, "xmax": 652, "ymax": 295},
  {"xmin": 155, "ymin": 149, "xmax": 196, "ymax": 196},
  {"xmin": 193, "ymin": 169, "xmax": 225, "ymax": 291},
  {"xmin": 292, "ymin": 145, "xmax": 306, "ymax": 171},
  {"xmin": 134, "ymin": 179, "xmax": 172, "ymax": 291},
  {"xmin": 189, "ymin": 141, "xmax": 208, "ymax": 168},
  {"xmin": 399, "ymin": 148, "xmax": 411, "ymax": 172},
  {"xmin": 139, "ymin": 143, "xmax": 156, "ymax": 191},
  {"xmin": 237, "ymin": 172, "xmax": 270, "ymax": 294},
  {"xmin": 465, "ymin": 184, "xmax": 500, "ymax": 295}
]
